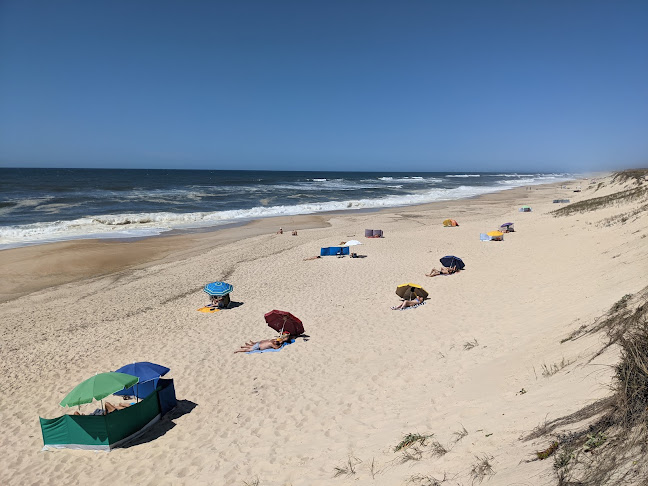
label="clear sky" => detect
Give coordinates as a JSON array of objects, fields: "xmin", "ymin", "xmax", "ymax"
[{"xmin": 0, "ymin": 1, "xmax": 646, "ymax": 172}]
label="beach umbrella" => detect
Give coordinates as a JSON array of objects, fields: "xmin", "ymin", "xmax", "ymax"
[
  {"xmin": 440, "ymin": 255, "xmax": 465, "ymax": 270},
  {"xmin": 114, "ymin": 362, "xmax": 170, "ymax": 400},
  {"xmin": 396, "ymin": 283, "xmax": 428, "ymax": 301},
  {"xmin": 60, "ymin": 372, "xmax": 139, "ymax": 407},
  {"xmin": 204, "ymin": 281, "xmax": 233, "ymax": 297},
  {"xmin": 264, "ymin": 310, "xmax": 304, "ymax": 336},
  {"xmin": 114, "ymin": 362, "xmax": 169, "ymax": 383},
  {"xmin": 343, "ymin": 240, "xmax": 362, "ymax": 246},
  {"xmin": 500, "ymin": 222, "xmax": 514, "ymax": 228},
  {"xmin": 486, "ymin": 231, "xmax": 503, "ymax": 237}
]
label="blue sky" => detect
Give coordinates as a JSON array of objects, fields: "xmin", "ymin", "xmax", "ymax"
[{"xmin": 0, "ymin": 1, "xmax": 646, "ymax": 172}]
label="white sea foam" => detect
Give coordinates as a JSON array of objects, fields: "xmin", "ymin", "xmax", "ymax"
[
  {"xmin": 0, "ymin": 174, "xmax": 575, "ymax": 249},
  {"xmin": 446, "ymin": 174, "xmax": 481, "ymax": 178},
  {"xmin": 376, "ymin": 176, "xmax": 440, "ymax": 183},
  {"xmin": 0, "ymin": 182, "xmax": 525, "ymax": 248},
  {"xmin": 497, "ymin": 178, "xmax": 537, "ymax": 185}
]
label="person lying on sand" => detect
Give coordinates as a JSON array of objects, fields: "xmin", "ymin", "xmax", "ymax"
[
  {"xmin": 426, "ymin": 267, "xmax": 459, "ymax": 277},
  {"xmin": 74, "ymin": 402, "xmax": 131, "ymax": 415},
  {"xmin": 234, "ymin": 334, "xmax": 291, "ymax": 353},
  {"xmin": 104, "ymin": 402, "xmax": 131, "ymax": 414},
  {"xmin": 209, "ymin": 293, "xmax": 231, "ymax": 309},
  {"xmin": 391, "ymin": 294, "xmax": 425, "ymax": 310}
]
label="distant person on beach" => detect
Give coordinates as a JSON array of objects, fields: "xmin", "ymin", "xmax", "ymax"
[
  {"xmin": 234, "ymin": 334, "xmax": 291, "ymax": 353},
  {"xmin": 426, "ymin": 267, "xmax": 458, "ymax": 277},
  {"xmin": 292, "ymin": 230, "xmax": 298, "ymax": 236},
  {"xmin": 391, "ymin": 293, "xmax": 425, "ymax": 310},
  {"xmin": 277, "ymin": 227, "xmax": 283, "ymax": 234},
  {"xmin": 209, "ymin": 293, "xmax": 231, "ymax": 309}
]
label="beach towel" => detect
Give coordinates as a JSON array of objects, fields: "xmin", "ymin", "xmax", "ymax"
[
  {"xmin": 391, "ymin": 301, "xmax": 426, "ymax": 311},
  {"xmin": 197, "ymin": 306, "xmax": 220, "ymax": 313},
  {"xmin": 246, "ymin": 340, "xmax": 295, "ymax": 354}
]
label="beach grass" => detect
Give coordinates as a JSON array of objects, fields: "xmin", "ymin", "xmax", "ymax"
[
  {"xmin": 469, "ymin": 454, "xmax": 495, "ymax": 483},
  {"xmin": 394, "ymin": 432, "xmax": 434, "ymax": 452},
  {"xmin": 525, "ymin": 286, "xmax": 648, "ymax": 485}
]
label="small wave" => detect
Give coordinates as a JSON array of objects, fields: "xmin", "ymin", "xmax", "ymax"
[
  {"xmin": 375, "ymin": 176, "xmax": 440, "ymax": 183},
  {"xmin": 311, "ymin": 178, "xmax": 327, "ymax": 182},
  {"xmin": 0, "ymin": 184, "xmax": 509, "ymax": 248},
  {"xmin": 497, "ymin": 178, "xmax": 537, "ymax": 185},
  {"xmin": 446, "ymin": 174, "xmax": 481, "ymax": 178}
]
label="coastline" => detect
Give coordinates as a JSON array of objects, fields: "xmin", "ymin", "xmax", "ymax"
[
  {"xmin": 0, "ymin": 179, "xmax": 575, "ymax": 303},
  {"xmin": 3, "ymin": 172, "xmax": 646, "ymax": 485}
]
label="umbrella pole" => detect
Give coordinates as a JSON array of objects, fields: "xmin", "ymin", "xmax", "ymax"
[{"xmin": 101, "ymin": 399, "xmax": 104, "ymax": 415}]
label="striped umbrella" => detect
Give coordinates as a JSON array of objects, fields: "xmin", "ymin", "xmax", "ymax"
[{"xmin": 204, "ymin": 281, "xmax": 233, "ymax": 296}]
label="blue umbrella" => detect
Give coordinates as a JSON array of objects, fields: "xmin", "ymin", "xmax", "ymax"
[
  {"xmin": 440, "ymin": 255, "xmax": 465, "ymax": 270},
  {"xmin": 113, "ymin": 362, "xmax": 170, "ymax": 399},
  {"xmin": 204, "ymin": 281, "xmax": 233, "ymax": 296}
]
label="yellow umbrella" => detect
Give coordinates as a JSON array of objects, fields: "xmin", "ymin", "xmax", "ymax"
[
  {"xmin": 396, "ymin": 283, "xmax": 428, "ymax": 300},
  {"xmin": 487, "ymin": 231, "xmax": 503, "ymax": 237}
]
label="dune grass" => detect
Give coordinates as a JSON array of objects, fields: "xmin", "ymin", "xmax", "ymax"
[{"xmin": 524, "ymin": 287, "xmax": 648, "ymax": 485}]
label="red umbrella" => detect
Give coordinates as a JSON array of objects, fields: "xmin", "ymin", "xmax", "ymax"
[{"xmin": 264, "ymin": 310, "xmax": 304, "ymax": 336}]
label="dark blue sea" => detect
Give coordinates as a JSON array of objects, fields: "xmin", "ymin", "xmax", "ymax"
[{"xmin": 0, "ymin": 168, "xmax": 571, "ymax": 249}]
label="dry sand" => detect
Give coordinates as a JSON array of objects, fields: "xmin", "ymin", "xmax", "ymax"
[{"xmin": 1, "ymin": 174, "xmax": 647, "ymax": 485}]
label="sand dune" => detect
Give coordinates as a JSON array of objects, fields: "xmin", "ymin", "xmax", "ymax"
[{"xmin": 1, "ymin": 174, "xmax": 646, "ymax": 485}]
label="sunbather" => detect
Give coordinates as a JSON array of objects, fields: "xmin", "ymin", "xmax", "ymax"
[
  {"xmin": 104, "ymin": 402, "xmax": 131, "ymax": 414},
  {"xmin": 209, "ymin": 293, "xmax": 231, "ymax": 309},
  {"xmin": 426, "ymin": 266, "xmax": 458, "ymax": 277},
  {"xmin": 392, "ymin": 294, "xmax": 425, "ymax": 310},
  {"xmin": 234, "ymin": 333, "xmax": 291, "ymax": 353}
]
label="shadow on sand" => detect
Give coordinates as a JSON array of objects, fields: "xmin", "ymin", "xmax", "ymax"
[{"xmin": 121, "ymin": 399, "xmax": 198, "ymax": 448}]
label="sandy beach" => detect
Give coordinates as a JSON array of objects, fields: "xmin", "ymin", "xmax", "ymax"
[{"xmin": 1, "ymin": 174, "xmax": 647, "ymax": 485}]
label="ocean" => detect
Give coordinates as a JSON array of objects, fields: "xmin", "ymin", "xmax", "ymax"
[{"xmin": 0, "ymin": 168, "xmax": 571, "ymax": 249}]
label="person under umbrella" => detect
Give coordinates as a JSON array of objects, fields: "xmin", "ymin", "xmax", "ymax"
[
  {"xmin": 392, "ymin": 284, "xmax": 428, "ymax": 310},
  {"xmin": 426, "ymin": 256, "xmax": 465, "ymax": 277},
  {"xmin": 234, "ymin": 333, "xmax": 291, "ymax": 353},
  {"xmin": 204, "ymin": 281, "xmax": 233, "ymax": 309},
  {"xmin": 234, "ymin": 310, "xmax": 304, "ymax": 353}
]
